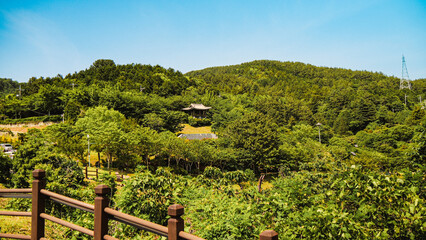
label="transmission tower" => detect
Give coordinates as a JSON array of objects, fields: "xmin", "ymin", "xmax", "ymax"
[{"xmin": 400, "ymin": 55, "xmax": 411, "ymax": 90}]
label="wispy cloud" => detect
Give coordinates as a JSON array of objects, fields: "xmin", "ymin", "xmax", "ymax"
[{"xmin": 2, "ymin": 10, "xmax": 82, "ymax": 77}]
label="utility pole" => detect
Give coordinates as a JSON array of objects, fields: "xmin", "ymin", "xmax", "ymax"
[
  {"xmin": 87, "ymin": 134, "xmax": 91, "ymax": 168},
  {"xmin": 316, "ymin": 122, "xmax": 322, "ymax": 144},
  {"xmin": 17, "ymin": 84, "xmax": 24, "ymax": 97}
]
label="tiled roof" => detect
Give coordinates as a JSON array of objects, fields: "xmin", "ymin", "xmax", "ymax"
[
  {"xmin": 182, "ymin": 103, "xmax": 212, "ymax": 111},
  {"xmin": 177, "ymin": 133, "xmax": 218, "ymax": 140}
]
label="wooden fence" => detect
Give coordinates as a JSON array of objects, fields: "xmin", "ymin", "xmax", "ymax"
[
  {"xmin": 0, "ymin": 169, "xmax": 279, "ymax": 240},
  {"xmin": 85, "ymin": 166, "xmax": 98, "ymax": 180},
  {"xmin": 84, "ymin": 167, "xmax": 124, "ymax": 182}
]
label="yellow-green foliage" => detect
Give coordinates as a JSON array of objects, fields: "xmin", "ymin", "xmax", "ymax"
[{"xmin": 0, "ymin": 135, "xmax": 17, "ymax": 145}]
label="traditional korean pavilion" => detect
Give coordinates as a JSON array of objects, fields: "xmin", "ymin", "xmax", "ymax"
[{"xmin": 182, "ymin": 103, "xmax": 211, "ymax": 118}]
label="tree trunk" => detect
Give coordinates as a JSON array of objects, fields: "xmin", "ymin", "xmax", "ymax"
[{"xmin": 258, "ymin": 174, "xmax": 265, "ymax": 193}]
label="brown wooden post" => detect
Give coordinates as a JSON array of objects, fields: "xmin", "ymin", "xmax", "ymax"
[
  {"xmin": 168, "ymin": 204, "xmax": 184, "ymax": 240},
  {"xmin": 31, "ymin": 169, "xmax": 46, "ymax": 240},
  {"xmin": 94, "ymin": 185, "xmax": 111, "ymax": 240},
  {"xmin": 85, "ymin": 166, "xmax": 88, "ymax": 179},
  {"xmin": 259, "ymin": 230, "xmax": 278, "ymax": 240},
  {"xmin": 96, "ymin": 168, "xmax": 98, "ymax": 179}
]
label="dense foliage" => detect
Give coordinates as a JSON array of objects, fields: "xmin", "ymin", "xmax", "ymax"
[
  {"xmin": 1, "ymin": 59, "xmax": 425, "ymax": 239},
  {"xmin": 0, "ymin": 78, "xmax": 19, "ymax": 97}
]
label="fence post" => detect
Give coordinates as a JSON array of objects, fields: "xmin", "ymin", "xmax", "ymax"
[
  {"xmin": 94, "ymin": 185, "xmax": 111, "ymax": 240},
  {"xmin": 259, "ymin": 230, "xmax": 278, "ymax": 240},
  {"xmin": 96, "ymin": 168, "xmax": 98, "ymax": 179},
  {"xmin": 31, "ymin": 169, "xmax": 46, "ymax": 240},
  {"xmin": 168, "ymin": 204, "xmax": 184, "ymax": 240},
  {"xmin": 85, "ymin": 166, "xmax": 88, "ymax": 179}
]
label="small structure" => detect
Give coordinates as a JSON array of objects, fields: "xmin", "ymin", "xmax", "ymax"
[
  {"xmin": 182, "ymin": 103, "xmax": 211, "ymax": 118},
  {"xmin": 178, "ymin": 133, "xmax": 218, "ymax": 140}
]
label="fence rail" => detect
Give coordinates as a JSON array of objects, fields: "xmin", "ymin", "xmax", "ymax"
[
  {"xmin": 0, "ymin": 169, "xmax": 279, "ymax": 240},
  {"xmin": 85, "ymin": 166, "xmax": 98, "ymax": 180}
]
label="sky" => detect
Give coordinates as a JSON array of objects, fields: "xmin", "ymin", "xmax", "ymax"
[{"xmin": 0, "ymin": 0, "xmax": 425, "ymax": 82}]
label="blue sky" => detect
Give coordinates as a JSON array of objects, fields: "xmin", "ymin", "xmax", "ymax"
[{"xmin": 0, "ymin": 0, "xmax": 425, "ymax": 82}]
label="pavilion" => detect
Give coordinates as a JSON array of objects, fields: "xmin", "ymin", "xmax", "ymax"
[{"xmin": 182, "ymin": 103, "xmax": 211, "ymax": 118}]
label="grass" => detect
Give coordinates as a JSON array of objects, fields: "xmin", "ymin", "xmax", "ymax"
[
  {"xmin": 0, "ymin": 184, "xmax": 81, "ymax": 239},
  {"xmin": 179, "ymin": 124, "xmax": 212, "ymax": 134},
  {"xmin": 0, "ymin": 187, "xmax": 92, "ymax": 239},
  {"xmin": 0, "ymin": 123, "xmax": 52, "ymax": 136}
]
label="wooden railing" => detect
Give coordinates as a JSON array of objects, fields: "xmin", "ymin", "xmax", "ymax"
[
  {"xmin": 84, "ymin": 167, "xmax": 124, "ymax": 182},
  {"xmin": 0, "ymin": 169, "xmax": 279, "ymax": 240},
  {"xmin": 85, "ymin": 166, "xmax": 98, "ymax": 180}
]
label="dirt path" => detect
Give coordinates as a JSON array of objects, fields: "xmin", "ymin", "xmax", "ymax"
[{"xmin": 0, "ymin": 122, "xmax": 54, "ymax": 135}]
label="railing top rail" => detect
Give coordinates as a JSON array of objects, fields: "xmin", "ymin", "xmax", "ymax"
[
  {"xmin": 179, "ymin": 231, "xmax": 206, "ymax": 240},
  {"xmin": 104, "ymin": 235, "xmax": 119, "ymax": 240},
  {"xmin": 0, "ymin": 210, "xmax": 31, "ymax": 217},
  {"xmin": 0, "ymin": 188, "xmax": 32, "ymax": 199},
  {"xmin": 0, "ymin": 233, "xmax": 31, "ymax": 240},
  {"xmin": 104, "ymin": 207, "xmax": 168, "ymax": 237},
  {"xmin": 0, "ymin": 188, "xmax": 32, "ymax": 193},
  {"xmin": 40, "ymin": 189, "xmax": 95, "ymax": 212}
]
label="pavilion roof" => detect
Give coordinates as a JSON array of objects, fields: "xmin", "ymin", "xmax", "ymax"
[{"xmin": 182, "ymin": 103, "xmax": 212, "ymax": 111}]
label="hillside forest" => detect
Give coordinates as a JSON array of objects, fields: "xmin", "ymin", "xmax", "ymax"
[{"xmin": 0, "ymin": 59, "xmax": 424, "ymax": 239}]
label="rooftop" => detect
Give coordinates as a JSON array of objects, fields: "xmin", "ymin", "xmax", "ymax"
[
  {"xmin": 182, "ymin": 103, "xmax": 212, "ymax": 111},
  {"xmin": 178, "ymin": 133, "xmax": 218, "ymax": 140}
]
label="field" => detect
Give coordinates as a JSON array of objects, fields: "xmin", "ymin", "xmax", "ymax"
[
  {"xmin": 179, "ymin": 124, "xmax": 212, "ymax": 134},
  {"xmin": 0, "ymin": 123, "xmax": 52, "ymax": 136}
]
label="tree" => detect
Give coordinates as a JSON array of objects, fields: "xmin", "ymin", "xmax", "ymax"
[
  {"xmin": 186, "ymin": 140, "xmax": 213, "ymax": 172},
  {"xmin": 120, "ymin": 126, "xmax": 160, "ymax": 168},
  {"xmin": 63, "ymin": 99, "xmax": 82, "ymax": 124},
  {"xmin": 33, "ymin": 84, "xmax": 64, "ymax": 115},
  {"xmin": 0, "ymin": 153, "xmax": 12, "ymax": 183},
  {"xmin": 44, "ymin": 123, "xmax": 87, "ymax": 163},
  {"xmin": 0, "ymin": 78, "xmax": 19, "ymax": 97},
  {"xmin": 333, "ymin": 109, "xmax": 352, "ymax": 135},
  {"xmin": 225, "ymin": 112, "xmax": 281, "ymax": 172},
  {"xmin": 75, "ymin": 106, "xmax": 126, "ymax": 169},
  {"xmin": 10, "ymin": 129, "xmax": 83, "ymax": 188},
  {"xmin": 160, "ymin": 109, "xmax": 186, "ymax": 132},
  {"xmin": 142, "ymin": 113, "xmax": 165, "ymax": 132}
]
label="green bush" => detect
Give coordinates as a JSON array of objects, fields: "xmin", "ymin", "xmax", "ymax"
[
  {"xmin": 0, "ymin": 153, "xmax": 12, "ymax": 183},
  {"xmin": 0, "ymin": 115, "xmax": 62, "ymax": 124},
  {"xmin": 203, "ymin": 166, "xmax": 223, "ymax": 179},
  {"xmin": 188, "ymin": 117, "xmax": 211, "ymax": 127}
]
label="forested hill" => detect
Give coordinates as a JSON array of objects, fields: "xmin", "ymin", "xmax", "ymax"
[
  {"xmin": 24, "ymin": 59, "xmax": 195, "ymax": 97},
  {"xmin": 0, "ymin": 78, "xmax": 19, "ymax": 97},
  {"xmin": 0, "ymin": 60, "xmax": 197, "ymax": 124},
  {"xmin": 187, "ymin": 59, "xmax": 425, "ymax": 97},
  {"xmin": 187, "ymin": 60, "xmax": 426, "ymax": 132}
]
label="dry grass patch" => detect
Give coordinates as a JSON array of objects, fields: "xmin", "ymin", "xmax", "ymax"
[
  {"xmin": 0, "ymin": 122, "xmax": 53, "ymax": 135},
  {"xmin": 179, "ymin": 124, "xmax": 212, "ymax": 134}
]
